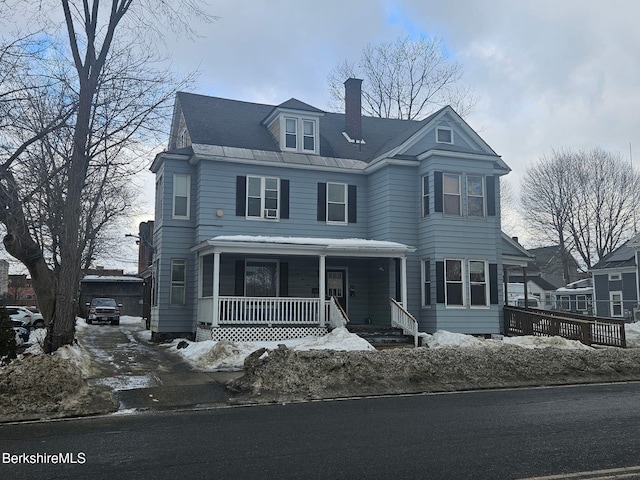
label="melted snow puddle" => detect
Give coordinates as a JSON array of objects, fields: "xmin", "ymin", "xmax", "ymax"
[{"xmin": 89, "ymin": 374, "xmax": 155, "ymax": 391}]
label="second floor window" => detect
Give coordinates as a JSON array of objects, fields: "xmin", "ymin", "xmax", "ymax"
[
  {"xmin": 422, "ymin": 175, "xmax": 429, "ymax": 217},
  {"xmin": 467, "ymin": 176, "xmax": 485, "ymax": 217},
  {"xmin": 443, "ymin": 173, "xmax": 461, "ymax": 216},
  {"xmin": 247, "ymin": 176, "xmax": 280, "ymax": 219},
  {"xmin": 173, "ymin": 174, "xmax": 190, "ymax": 219},
  {"xmin": 327, "ymin": 182, "xmax": 347, "ymax": 223}
]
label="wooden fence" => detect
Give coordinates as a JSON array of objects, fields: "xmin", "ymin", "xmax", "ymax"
[{"xmin": 504, "ymin": 306, "xmax": 626, "ymax": 348}]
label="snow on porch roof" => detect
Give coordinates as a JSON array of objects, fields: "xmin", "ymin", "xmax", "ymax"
[{"xmin": 194, "ymin": 235, "xmax": 416, "ymax": 256}]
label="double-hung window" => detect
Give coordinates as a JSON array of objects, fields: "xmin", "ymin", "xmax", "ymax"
[
  {"xmin": 172, "ymin": 174, "xmax": 190, "ymax": 219},
  {"xmin": 327, "ymin": 182, "xmax": 347, "ymax": 223},
  {"xmin": 422, "ymin": 176, "xmax": 429, "ymax": 217},
  {"xmin": 285, "ymin": 118, "xmax": 297, "ymax": 149},
  {"xmin": 422, "ymin": 259, "xmax": 431, "ymax": 306},
  {"xmin": 247, "ymin": 176, "xmax": 279, "ymax": 219},
  {"xmin": 443, "ymin": 173, "xmax": 461, "ymax": 216},
  {"xmin": 445, "ymin": 259, "xmax": 464, "ymax": 306},
  {"xmin": 170, "ymin": 259, "xmax": 186, "ymax": 306},
  {"xmin": 283, "ymin": 117, "xmax": 317, "ymax": 153},
  {"xmin": 469, "ymin": 260, "xmax": 488, "ymax": 306},
  {"xmin": 610, "ymin": 291, "xmax": 623, "ymax": 317},
  {"xmin": 467, "ymin": 176, "xmax": 485, "ymax": 217}
]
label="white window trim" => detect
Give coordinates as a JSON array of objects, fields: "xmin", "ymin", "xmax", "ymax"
[
  {"xmin": 326, "ymin": 182, "xmax": 348, "ymax": 225},
  {"xmin": 170, "ymin": 259, "xmax": 187, "ymax": 306},
  {"xmin": 281, "ymin": 116, "xmax": 319, "ymax": 154},
  {"xmin": 559, "ymin": 295, "xmax": 570, "ymax": 310},
  {"xmin": 468, "ymin": 259, "xmax": 489, "ymax": 308},
  {"xmin": 421, "ymin": 175, "xmax": 429, "ymax": 218},
  {"xmin": 246, "ymin": 176, "xmax": 280, "ymax": 221},
  {"xmin": 445, "ymin": 258, "xmax": 465, "ymax": 308},
  {"xmin": 245, "ymin": 259, "xmax": 280, "ymax": 297},
  {"xmin": 421, "ymin": 259, "xmax": 431, "ymax": 308},
  {"xmin": 576, "ymin": 295, "xmax": 588, "ymax": 311},
  {"xmin": 436, "ymin": 126, "xmax": 454, "ymax": 144},
  {"xmin": 608, "ymin": 272, "xmax": 622, "ymax": 281},
  {"xmin": 466, "ymin": 175, "xmax": 486, "ymax": 218},
  {"xmin": 172, "ymin": 174, "xmax": 190, "ymax": 220},
  {"xmin": 610, "ymin": 291, "xmax": 623, "ymax": 317},
  {"xmin": 443, "ymin": 173, "xmax": 462, "ymax": 216}
]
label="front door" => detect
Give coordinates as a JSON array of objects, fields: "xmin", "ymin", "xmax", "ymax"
[{"xmin": 326, "ymin": 269, "xmax": 347, "ymax": 312}]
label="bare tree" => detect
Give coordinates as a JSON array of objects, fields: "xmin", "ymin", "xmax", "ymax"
[
  {"xmin": 327, "ymin": 35, "xmax": 478, "ymax": 120},
  {"xmin": 0, "ymin": 0, "xmax": 213, "ymax": 351},
  {"xmin": 520, "ymin": 147, "xmax": 640, "ymax": 272}
]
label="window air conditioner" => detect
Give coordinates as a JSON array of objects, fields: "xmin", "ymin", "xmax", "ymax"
[{"xmin": 264, "ymin": 209, "xmax": 278, "ymax": 219}]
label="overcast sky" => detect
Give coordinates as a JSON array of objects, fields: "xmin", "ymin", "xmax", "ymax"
[
  {"xmin": 168, "ymin": 0, "xmax": 640, "ymax": 171},
  {"xmin": 9, "ymin": 0, "xmax": 640, "ymax": 271},
  {"xmin": 144, "ymin": 0, "xmax": 639, "ymax": 245}
]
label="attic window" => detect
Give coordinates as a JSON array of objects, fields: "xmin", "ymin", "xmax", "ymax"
[
  {"xmin": 179, "ymin": 128, "xmax": 189, "ymax": 148},
  {"xmin": 282, "ymin": 117, "xmax": 318, "ymax": 154},
  {"xmin": 436, "ymin": 127, "xmax": 453, "ymax": 144}
]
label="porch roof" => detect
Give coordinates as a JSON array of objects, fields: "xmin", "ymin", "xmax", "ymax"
[{"xmin": 193, "ymin": 235, "xmax": 416, "ymax": 257}]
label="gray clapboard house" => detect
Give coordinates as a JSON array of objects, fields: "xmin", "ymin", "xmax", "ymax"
[
  {"xmin": 150, "ymin": 79, "xmax": 525, "ymax": 341},
  {"xmin": 590, "ymin": 233, "xmax": 640, "ymax": 321}
]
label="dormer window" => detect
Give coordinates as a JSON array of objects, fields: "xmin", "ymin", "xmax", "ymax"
[
  {"xmin": 282, "ymin": 117, "xmax": 318, "ymax": 154},
  {"xmin": 285, "ymin": 118, "xmax": 297, "ymax": 149},
  {"xmin": 436, "ymin": 127, "xmax": 453, "ymax": 144}
]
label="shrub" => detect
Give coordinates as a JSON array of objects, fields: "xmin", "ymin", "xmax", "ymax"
[{"xmin": 0, "ymin": 307, "xmax": 17, "ymax": 365}]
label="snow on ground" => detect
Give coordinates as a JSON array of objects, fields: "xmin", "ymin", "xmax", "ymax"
[{"xmin": 169, "ymin": 327, "xmax": 374, "ymax": 372}]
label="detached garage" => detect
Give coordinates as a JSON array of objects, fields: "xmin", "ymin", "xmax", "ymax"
[{"xmin": 79, "ymin": 275, "xmax": 143, "ymax": 318}]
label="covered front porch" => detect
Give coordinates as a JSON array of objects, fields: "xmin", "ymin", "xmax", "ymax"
[{"xmin": 193, "ymin": 236, "xmax": 417, "ymax": 341}]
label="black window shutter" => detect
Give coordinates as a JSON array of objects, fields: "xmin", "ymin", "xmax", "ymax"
[
  {"xmin": 236, "ymin": 176, "xmax": 246, "ymax": 216},
  {"xmin": 234, "ymin": 260, "xmax": 245, "ymax": 296},
  {"xmin": 434, "ymin": 171, "xmax": 443, "ymax": 213},
  {"xmin": 487, "ymin": 176, "xmax": 496, "ymax": 216},
  {"xmin": 317, "ymin": 183, "xmax": 326, "ymax": 221},
  {"xmin": 489, "ymin": 263, "xmax": 498, "ymax": 304},
  {"xmin": 279, "ymin": 262, "xmax": 288, "ymax": 296},
  {"xmin": 348, "ymin": 185, "xmax": 357, "ymax": 223},
  {"xmin": 280, "ymin": 179, "xmax": 290, "ymax": 219},
  {"xmin": 436, "ymin": 261, "xmax": 445, "ymax": 303}
]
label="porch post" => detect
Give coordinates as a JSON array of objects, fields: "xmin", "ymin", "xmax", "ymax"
[
  {"xmin": 319, "ymin": 255, "xmax": 326, "ymax": 327},
  {"xmin": 212, "ymin": 252, "xmax": 220, "ymax": 328},
  {"xmin": 401, "ymin": 256, "xmax": 408, "ymax": 308}
]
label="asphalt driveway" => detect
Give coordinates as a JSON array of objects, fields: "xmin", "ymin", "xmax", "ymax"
[{"xmin": 76, "ymin": 318, "xmax": 240, "ymax": 411}]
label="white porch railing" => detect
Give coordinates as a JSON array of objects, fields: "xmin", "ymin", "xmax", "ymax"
[
  {"xmin": 198, "ymin": 296, "xmax": 351, "ymax": 329},
  {"xmin": 218, "ymin": 296, "xmax": 322, "ymax": 326},
  {"xmin": 389, "ymin": 297, "xmax": 418, "ymax": 347}
]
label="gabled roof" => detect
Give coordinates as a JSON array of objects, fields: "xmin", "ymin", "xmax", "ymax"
[
  {"xmin": 590, "ymin": 236, "xmax": 639, "ymax": 270},
  {"xmin": 508, "ymin": 275, "xmax": 558, "ymax": 291},
  {"xmin": 168, "ymin": 91, "xmax": 506, "ymax": 168}
]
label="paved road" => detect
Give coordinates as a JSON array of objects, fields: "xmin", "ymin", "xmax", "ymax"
[
  {"xmin": 77, "ymin": 319, "xmax": 237, "ymax": 410},
  {"xmin": 2, "ymin": 382, "xmax": 640, "ymax": 480}
]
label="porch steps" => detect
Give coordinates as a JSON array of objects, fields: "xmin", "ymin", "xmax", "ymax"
[{"xmin": 347, "ymin": 324, "xmax": 416, "ymax": 349}]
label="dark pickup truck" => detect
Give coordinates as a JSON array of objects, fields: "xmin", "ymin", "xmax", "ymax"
[{"xmin": 86, "ymin": 298, "xmax": 122, "ymax": 325}]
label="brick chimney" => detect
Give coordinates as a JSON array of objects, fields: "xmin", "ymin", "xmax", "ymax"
[{"xmin": 344, "ymin": 78, "xmax": 363, "ymax": 141}]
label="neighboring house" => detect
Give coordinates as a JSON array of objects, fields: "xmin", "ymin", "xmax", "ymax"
[
  {"xmin": 506, "ymin": 275, "xmax": 557, "ymax": 310},
  {"xmin": 150, "ymin": 79, "xmax": 529, "ymax": 341},
  {"xmin": 507, "ymin": 245, "xmax": 581, "ymax": 289},
  {"xmin": 79, "ymin": 275, "xmax": 144, "ymax": 318},
  {"xmin": 7, "ymin": 274, "xmax": 36, "ymax": 305},
  {"xmin": 590, "ymin": 234, "xmax": 640, "ymax": 320},
  {"xmin": 554, "ymin": 277, "xmax": 594, "ymax": 315}
]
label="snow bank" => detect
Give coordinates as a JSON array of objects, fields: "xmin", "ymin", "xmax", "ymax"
[
  {"xmin": 170, "ymin": 327, "xmax": 374, "ymax": 372},
  {"xmin": 625, "ymin": 321, "xmax": 640, "ymax": 348}
]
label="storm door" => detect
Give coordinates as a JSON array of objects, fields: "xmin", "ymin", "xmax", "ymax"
[{"xmin": 326, "ymin": 269, "xmax": 347, "ymax": 312}]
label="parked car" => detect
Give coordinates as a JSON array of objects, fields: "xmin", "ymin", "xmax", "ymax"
[
  {"xmin": 6, "ymin": 306, "xmax": 44, "ymax": 329},
  {"xmin": 86, "ymin": 298, "xmax": 122, "ymax": 325},
  {"xmin": 12, "ymin": 319, "xmax": 29, "ymax": 345}
]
